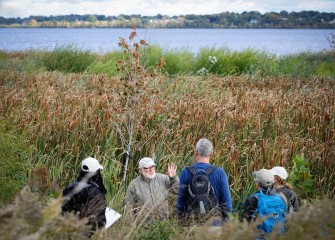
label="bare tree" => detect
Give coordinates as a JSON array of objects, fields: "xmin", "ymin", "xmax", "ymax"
[{"xmin": 103, "ymin": 26, "xmax": 165, "ymax": 182}]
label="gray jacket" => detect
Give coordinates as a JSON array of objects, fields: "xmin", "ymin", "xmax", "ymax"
[{"xmin": 124, "ymin": 173, "xmax": 179, "ymax": 214}]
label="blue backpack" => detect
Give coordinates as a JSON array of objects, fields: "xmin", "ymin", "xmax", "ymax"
[{"xmin": 253, "ymin": 190, "xmax": 287, "ymax": 233}]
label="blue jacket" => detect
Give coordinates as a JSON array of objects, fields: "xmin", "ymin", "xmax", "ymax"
[{"xmin": 177, "ymin": 162, "xmax": 232, "ymax": 216}]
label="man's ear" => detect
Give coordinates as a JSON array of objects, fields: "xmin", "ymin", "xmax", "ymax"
[
  {"xmin": 139, "ymin": 168, "xmax": 143, "ymax": 173},
  {"xmin": 194, "ymin": 150, "xmax": 198, "ymax": 156}
]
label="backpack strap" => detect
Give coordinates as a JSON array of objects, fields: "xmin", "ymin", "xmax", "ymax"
[
  {"xmin": 205, "ymin": 165, "xmax": 218, "ymax": 176},
  {"xmin": 278, "ymin": 192, "xmax": 288, "ymax": 208},
  {"xmin": 186, "ymin": 166, "xmax": 197, "ymax": 176},
  {"xmin": 186, "ymin": 165, "xmax": 218, "ymax": 176}
]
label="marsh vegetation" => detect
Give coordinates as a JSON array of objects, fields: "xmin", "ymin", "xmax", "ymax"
[{"xmin": 0, "ymin": 29, "xmax": 334, "ymax": 239}]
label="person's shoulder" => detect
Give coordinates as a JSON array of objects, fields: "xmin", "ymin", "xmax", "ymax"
[
  {"xmin": 211, "ymin": 166, "xmax": 227, "ymax": 175},
  {"xmin": 155, "ymin": 173, "xmax": 169, "ymax": 179},
  {"xmin": 283, "ymin": 186, "xmax": 298, "ymax": 197},
  {"xmin": 279, "ymin": 186, "xmax": 293, "ymax": 194},
  {"xmin": 251, "ymin": 191, "xmax": 261, "ymax": 198},
  {"xmin": 180, "ymin": 165, "xmax": 193, "ymax": 174},
  {"xmin": 84, "ymin": 181, "xmax": 101, "ymax": 190},
  {"xmin": 63, "ymin": 181, "xmax": 76, "ymax": 196},
  {"xmin": 64, "ymin": 181, "xmax": 90, "ymax": 194},
  {"xmin": 63, "ymin": 181, "xmax": 76, "ymax": 190},
  {"xmin": 245, "ymin": 194, "xmax": 258, "ymax": 205},
  {"xmin": 213, "ymin": 165, "xmax": 224, "ymax": 171},
  {"xmin": 184, "ymin": 164, "xmax": 197, "ymax": 170},
  {"xmin": 128, "ymin": 175, "xmax": 142, "ymax": 186}
]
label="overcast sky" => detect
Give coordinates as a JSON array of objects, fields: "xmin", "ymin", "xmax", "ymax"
[{"xmin": 0, "ymin": 0, "xmax": 334, "ymax": 18}]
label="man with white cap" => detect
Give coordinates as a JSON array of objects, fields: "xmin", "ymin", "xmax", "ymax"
[
  {"xmin": 124, "ymin": 157, "xmax": 179, "ymax": 217},
  {"xmin": 271, "ymin": 166, "xmax": 299, "ymax": 213},
  {"xmin": 62, "ymin": 157, "xmax": 107, "ymax": 231},
  {"xmin": 241, "ymin": 169, "xmax": 287, "ymax": 234}
]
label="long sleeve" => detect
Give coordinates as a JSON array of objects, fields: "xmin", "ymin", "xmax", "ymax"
[
  {"xmin": 213, "ymin": 167, "xmax": 233, "ymax": 213},
  {"xmin": 241, "ymin": 196, "xmax": 257, "ymax": 223},
  {"xmin": 288, "ymin": 190, "xmax": 299, "ymax": 212},
  {"xmin": 177, "ymin": 169, "xmax": 189, "ymax": 215},
  {"xmin": 164, "ymin": 174, "xmax": 179, "ymax": 193},
  {"xmin": 124, "ymin": 182, "xmax": 137, "ymax": 207},
  {"xmin": 85, "ymin": 186, "xmax": 107, "ymax": 229}
]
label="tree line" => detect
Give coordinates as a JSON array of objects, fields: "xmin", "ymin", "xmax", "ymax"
[{"xmin": 0, "ymin": 11, "xmax": 334, "ymax": 28}]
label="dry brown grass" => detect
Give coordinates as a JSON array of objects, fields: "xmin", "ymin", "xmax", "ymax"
[
  {"xmin": 2, "ymin": 187, "xmax": 333, "ymax": 240},
  {"xmin": 0, "ymin": 69, "xmax": 334, "ymax": 201}
]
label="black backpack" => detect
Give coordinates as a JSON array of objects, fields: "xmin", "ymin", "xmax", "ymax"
[{"xmin": 187, "ymin": 165, "xmax": 218, "ymax": 214}]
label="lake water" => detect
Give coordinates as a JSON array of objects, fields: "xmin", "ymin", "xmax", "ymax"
[{"xmin": 0, "ymin": 28, "xmax": 333, "ymax": 56}]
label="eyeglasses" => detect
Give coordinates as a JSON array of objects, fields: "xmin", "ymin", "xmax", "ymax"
[{"xmin": 143, "ymin": 166, "xmax": 155, "ymax": 170}]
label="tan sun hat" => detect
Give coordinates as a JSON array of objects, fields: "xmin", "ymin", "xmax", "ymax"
[
  {"xmin": 139, "ymin": 157, "xmax": 156, "ymax": 168},
  {"xmin": 252, "ymin": 169, "xmax": 274, "ymax": 187}
]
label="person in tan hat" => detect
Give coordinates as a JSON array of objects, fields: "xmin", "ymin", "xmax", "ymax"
[
  {"xmin": 271, "ymin": 166, "xmax": 299, "ymax": 213},
  {"xmin": 124, "ymin": 157, "xmax": 179, "ymax": 218},
  {"xmin": 62, "ymin": 157, "xmax": 107, "ymax": 232},
  {"xmin": 241, "ymin": 169, "xmax": 287, "ymax": 234}
]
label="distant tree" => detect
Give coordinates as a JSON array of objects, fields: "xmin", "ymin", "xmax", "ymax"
[
  {"xmin": 88, "ymin": 15, "xmax": 97, "ymax": 22},
  {"xmin": 29, "ymin": 19, "xmax": 38, "ymax": 27},
  {"xmin": 280, "ymin": 10, "xmax": 289, "ymax": 18},
  {"xmin": 130, "ymin": 18, "xmax": 142, "ymax": 28},
  {"xmin": 1, "ymin": 11, "xmax": 334, "ymax": 28},
  {"xmin": 96, "ymin": 15, "xmax": 106, "ymax": 21}
]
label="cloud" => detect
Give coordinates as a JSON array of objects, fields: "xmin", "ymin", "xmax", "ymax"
[{"xmin": 0, "ymin": 0, "xmax": 334, "ymax": 18}]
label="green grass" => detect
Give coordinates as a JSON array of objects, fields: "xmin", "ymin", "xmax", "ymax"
[
  {"xmin": 2, "ymin": 45, "xmax": 334, "ymax": 78},
  {"xmin": 0, "ymin": 118, "xmax": 34, "ymax": 206},
  {"xmin": 276, "ymin": 51, "xmax": 335, "ymax": 78},
  {"xmin": 41, "ymin": 44, "xmax": 97, "ymax": 73}
]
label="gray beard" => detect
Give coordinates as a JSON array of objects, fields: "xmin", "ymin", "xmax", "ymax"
[{"xmin": 142, "ymin": 171, "xmax": 156, "ymax": 180}]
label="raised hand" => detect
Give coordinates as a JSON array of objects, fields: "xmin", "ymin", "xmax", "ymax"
[{"xmin": 167, "ymin": 162, "xmax": 177, "ymax": 178}]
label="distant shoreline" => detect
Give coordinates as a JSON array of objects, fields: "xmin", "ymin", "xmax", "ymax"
[{"xmin": 1, "ymin": 11, "xmax": 334, "ymax": 29}]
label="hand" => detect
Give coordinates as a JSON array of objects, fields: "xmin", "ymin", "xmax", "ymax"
[{"xmin": 167, "ymin": 162, "xmax": 177, "ymax": 178}]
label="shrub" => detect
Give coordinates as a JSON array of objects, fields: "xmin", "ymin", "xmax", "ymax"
[
  {"xmin": 277, "ymin": 51, "xmax": 335, "ymax": 78},
  {"xmin": 0, "ymin": 51, "xmax": 8, "ymax": 60},
  {"xmin": 141, "ymin": 45, "xmax": 164, "ymax": 71},
  {"xmin": 162, "ymin": 48, "xmax": 195, "ymax": 75},
  {"xmin": 1, "ymin": 187, "xmax": 334, "ymax": 239},
  {"xmin": 41, "ymin": 44, "xmax": 96, "ymax": 73},
  {"xmin": 86, "ymin": 51, "xmax": 124, "ymax": 76},
  {"xmin": 0, "ymin": 187, "xmax": 90, "ymax": 239},
  {"xmin": 290, "ymin": 155, "xmax": 314, "ymax": 199},
  {"xmin": 194, "ymin": 47, "xmax": 265, "ymax": 76},
  {"xmin": 133, "ymin": 219, "xmax": 181, "ymax": 240}
]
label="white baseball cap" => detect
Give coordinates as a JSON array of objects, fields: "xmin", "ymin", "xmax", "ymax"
[
  {"xmin": 139, "ymin": 157, "xmax": 156, "ymax": 168},
  {"xmin": 270, "ymin": 166, "xmax": 288, "ymax": 180},
  {"xmin": 252, "ymin": 169, "xmax": 274, "ymax": 187},
  {"xmin": 81, "ymin": 157, "xmax": 103, "ymax": 172}
]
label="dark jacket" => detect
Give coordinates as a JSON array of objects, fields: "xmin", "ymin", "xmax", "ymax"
[
  {"xmin": 241, "ymin": 188, "xmax": 287, "ymax": 223},
  {"xmin": 275, "ymin": 186, "xmax": 299, "ymax": 213},
  {"xmin": 62, "ymin": 170, "xmax": 107, "ymax": 229}
]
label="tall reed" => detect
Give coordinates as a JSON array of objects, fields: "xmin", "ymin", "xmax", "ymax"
[{"xmin": 1, "ymin": 68, "xmax": 334, "ymax": 203}]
